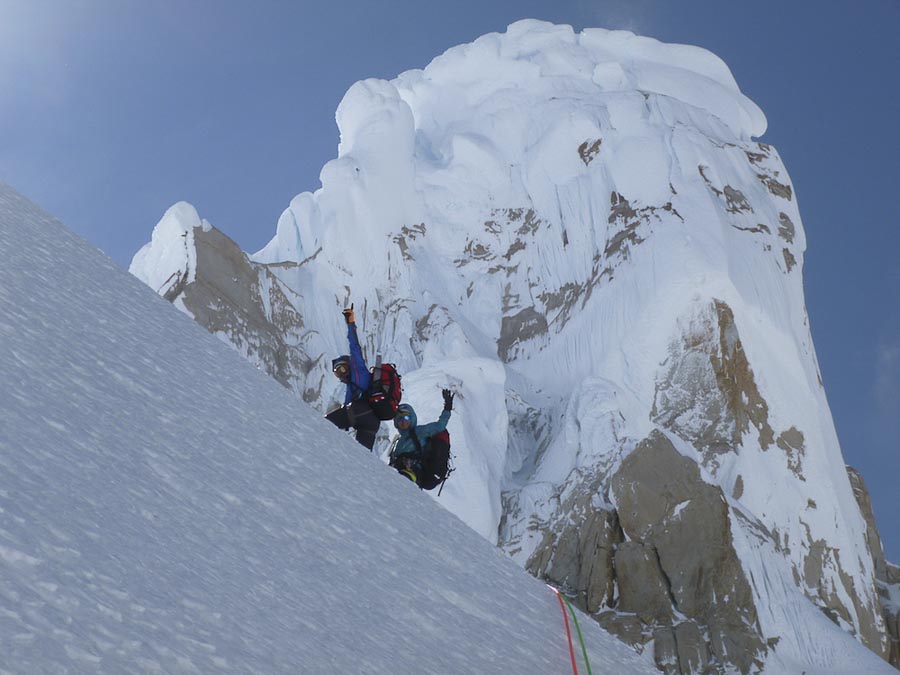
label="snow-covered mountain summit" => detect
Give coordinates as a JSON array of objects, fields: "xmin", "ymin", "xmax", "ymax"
[
  {"xmin": 0, "ymin": 182, "xmax": 661, "ymax": 673},
  {"xmin": 130, "ymin": 20, "xmax": 897, "ymax": 673}
]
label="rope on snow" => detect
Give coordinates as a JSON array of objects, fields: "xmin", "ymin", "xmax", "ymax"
[
  {"xmin": 548, "ymin": 585, "xmax": 579, "ymax": 675},
  {"xmin": 560, "ymin": 592, "xmax": 593, "ymax": 675}
]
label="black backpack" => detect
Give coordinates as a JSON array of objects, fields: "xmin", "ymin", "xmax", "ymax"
[{"xmin": 415, "ymin": 430, "xmax": 453, "ymax": 493}]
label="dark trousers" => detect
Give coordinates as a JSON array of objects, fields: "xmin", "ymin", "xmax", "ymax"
[{"xmin": 325, "ymin": 398, "xmax": 380, "ymax": 450}]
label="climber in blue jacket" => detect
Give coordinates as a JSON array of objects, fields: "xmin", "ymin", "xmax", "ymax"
[{"xmin": 325, "ymin": 304, "xmax": 380, "ymax": 449}]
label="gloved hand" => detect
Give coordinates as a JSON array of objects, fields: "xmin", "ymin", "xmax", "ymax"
[
  {"xmin": 342, "ymin": 303, "xmax": 355, "ymax": 324},
  {"xmin": 442, "ymin": 388, "xmax": 454, "ymax": 411}
]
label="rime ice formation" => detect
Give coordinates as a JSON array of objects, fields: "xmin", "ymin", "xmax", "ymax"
[{"xmin": 130, "ymin": 21, "xmax": 896, "ymax": 673}]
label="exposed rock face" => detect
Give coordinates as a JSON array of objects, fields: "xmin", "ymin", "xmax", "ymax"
[
  {"xmin": 498, "ymin": 306, "xmax": 549, "ymax": 362},
  {"xmin": 652, "ymin": 300, "xmax": 774, "ymax": 469},
  {"xmin": 884, "ymin": 562, "xmax": 900, "ymax": 670},
  {"xmin": 848, "ymin": 466, "xmax": 900, "ymax": 668},
  {"xmin": 528, "ymin": 431, "xmax": 769, "ymax": 674},
  {"xmin": 654, "ymin": 622, "xmax": 712, "ymax": 675},
  {"xmin": 616, "ymin": 542, "xmax": 674, "ymax": 624},
  {"xmin": 651, "ymin": 299, "xmax": 888, "ymax": 661},
  {"xmin": 613, "ymin": 432, "xmax": 765, "ymax": 672},
  {"xmin": 139, "ymin": 221, "xmax": 325, "ymax": 403},
  {"xmin": 848, "ymin": 466, "xmax": 889, "ymax": 581},
  {"xmin": 526, "ymin": 469, "xmax": 622, "ymax": 615}
]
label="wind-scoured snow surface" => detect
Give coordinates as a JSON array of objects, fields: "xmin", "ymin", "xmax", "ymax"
[{"xmin": 0, "ymin": 183, "xmax": 658, "ymax": 672}]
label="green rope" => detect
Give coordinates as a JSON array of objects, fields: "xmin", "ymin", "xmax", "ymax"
[{"xmin": 560, "ymin": 593, "xmax": 593, "ymax": 675}]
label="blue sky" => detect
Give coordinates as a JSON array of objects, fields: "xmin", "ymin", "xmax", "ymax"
[{"xmin": 2, "ymin": 0, "xmax": 897, "ymax": 558}]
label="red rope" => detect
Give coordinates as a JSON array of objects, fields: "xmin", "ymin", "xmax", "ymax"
[{"xmin": 549, "ymin": 585, "xmax": 579, "ymax": 675}]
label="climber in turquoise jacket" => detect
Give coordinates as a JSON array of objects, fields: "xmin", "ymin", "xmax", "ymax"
[{"xmin": 389, "ymin": 389, "xmax": 454, "ymax": 488}]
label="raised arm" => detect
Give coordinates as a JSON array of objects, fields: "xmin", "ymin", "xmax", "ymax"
[
  {"xmin": 416, "ymin": 390, "xmax": 454, "ymax": 437},
  {"xmin": 343, "ymin": 305, "xmax": 371, "ymax": 394},
  {"xmin": 416, "ymin": 408, "xmax": 451, "ymax": 438}
]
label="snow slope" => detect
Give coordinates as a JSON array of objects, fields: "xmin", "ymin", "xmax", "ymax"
[{"xmin": 0, "ymin": 182, "xmax": 658, "ymax": 673}]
